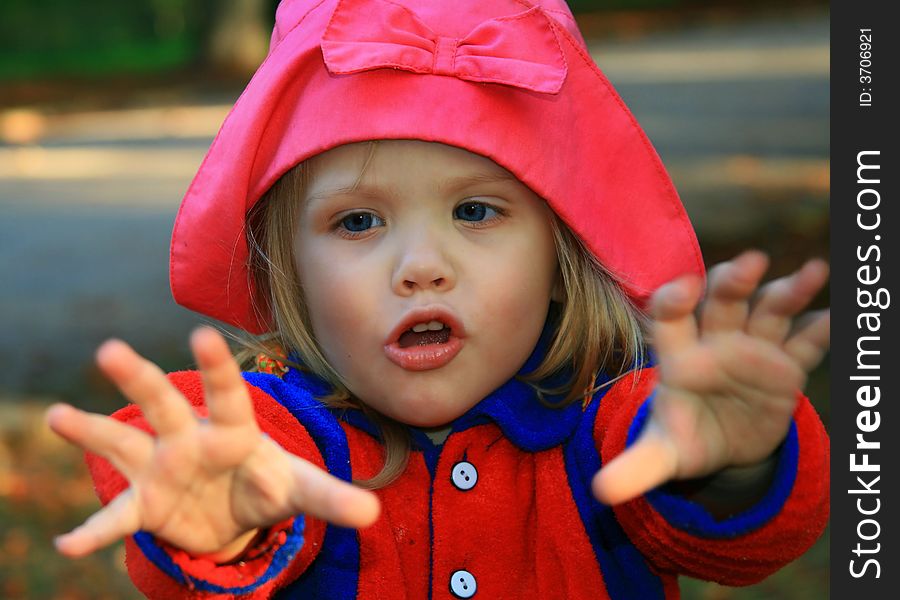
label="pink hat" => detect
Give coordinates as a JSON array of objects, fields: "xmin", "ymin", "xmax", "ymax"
[{"xmin": 171, "ymin": 0, "xmax": 705, "ymax": 334}]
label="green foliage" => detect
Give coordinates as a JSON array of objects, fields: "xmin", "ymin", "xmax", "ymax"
[{"xmin": 0, "ymin": 0, "xmax": 199, "ymax": 80}]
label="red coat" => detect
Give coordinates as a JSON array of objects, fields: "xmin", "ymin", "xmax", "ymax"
[{"xmin": 87, "ymin": 360, "xmax": 829, "ymax": 599}]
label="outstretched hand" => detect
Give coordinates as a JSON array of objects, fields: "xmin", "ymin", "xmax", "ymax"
[
  {"xmin": 47, "ymin": 328, "xmax": 380, "ymax": 559},
  {"xmin": 593, "ymin": 251, "xmax": 829, "ymax": 506}
]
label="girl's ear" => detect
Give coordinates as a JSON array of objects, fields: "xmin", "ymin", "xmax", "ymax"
[{"xmin": 551, "ymin": 271, "xmax": 565, "ymax": 303}]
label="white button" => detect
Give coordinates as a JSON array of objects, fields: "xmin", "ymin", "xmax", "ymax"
[
  {"xmin": 451, "ymin": 461, "xmax": 478, "ymax": 491},
  {"xmin": 449, "ymin": 569, "xmax": 477, "ymax": 598}
]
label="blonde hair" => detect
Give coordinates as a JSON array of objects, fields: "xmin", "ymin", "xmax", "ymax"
[{"xmin": 244, "ymin": 149, "xmax": 648, "ymax": 489}]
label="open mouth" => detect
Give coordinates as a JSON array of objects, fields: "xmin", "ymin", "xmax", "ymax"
[
  {"xmin": 398, "ymin": 320, "xmax": 452, "ymax": 348},
  {"xmin": 384, "ymin": 309, "xmax": 465, "ymax": 371}
]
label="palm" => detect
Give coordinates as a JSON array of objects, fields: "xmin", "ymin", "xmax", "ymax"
[
  {"xmin": 127, "ymin": 418, "xmax": 272, "ymax": 554},
  {"xmin": 652, "ymin": 333, "xmax": 800, "ymax": 477},
  {"xmin": 593, "ymin": 251, "xmax": 830, "ymax": 505}
]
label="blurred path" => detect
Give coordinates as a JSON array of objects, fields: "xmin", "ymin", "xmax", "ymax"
[
  {"xmin": 0, "ymin": 8, "xmax": 828, "ymax": 403},
  {"xmin": 592, "ymin": 8, "xmax": 828, "ymax": 244}
]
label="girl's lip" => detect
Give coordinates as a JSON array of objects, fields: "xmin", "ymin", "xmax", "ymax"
[
  {"xmin": 383, "ymin": 305, "xmax": 467, "ymax": 371},
  {"xmin": 384, "ymin": 305, "xmax": 467, "ymax": 346},
  {"xmin": 384, "ymin": 337, "xmax": 464, "ymax": 371}
]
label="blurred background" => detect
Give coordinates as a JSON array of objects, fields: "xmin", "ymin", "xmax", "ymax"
[{"xmin": 0, "ymin": 0, "xmax": 829, "ymax": 597}]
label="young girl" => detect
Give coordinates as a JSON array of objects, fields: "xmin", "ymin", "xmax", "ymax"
[{"xmin": 47, "ymin": 0, "xmax": 831, "ymax": 598}]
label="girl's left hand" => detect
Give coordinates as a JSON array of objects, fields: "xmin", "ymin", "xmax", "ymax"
[{"xmin": 592, "ymin": 250, "xmax": 830, "ymax": 505}]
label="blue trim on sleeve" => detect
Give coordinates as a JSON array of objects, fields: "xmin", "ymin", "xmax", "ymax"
[
  {"xmin": 562, "ymin": 387, "xmax": 665, "ymax": 600},
  {"xmin": 132, "ymin": 516, "xmax": 305, "ymax": 595},
  {"xmin": 133, "ymin": 531, "xmax": 188, "ymax": 586},
  {"xmin": 626, "ymin": 396, "xmax": 800, "ymax": 538}
]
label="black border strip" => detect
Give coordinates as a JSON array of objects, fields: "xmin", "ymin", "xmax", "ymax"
[{"xmin": 831, "ymin": 1, "xmax": 898, "ymax": 595}]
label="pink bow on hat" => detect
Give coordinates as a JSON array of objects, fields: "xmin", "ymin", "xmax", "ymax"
[{"xmin": 321, "ymin": 0, "xmax": 567, "ymax": 94}]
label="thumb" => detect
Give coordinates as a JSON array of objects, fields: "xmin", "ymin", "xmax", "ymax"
[
  {"xmin": 288, "ymin": 454, "xmax": 381, "ymax": 529},
  {"xmin": 592, "ymin": 427, "xmax": 678, "ymax": 505}
]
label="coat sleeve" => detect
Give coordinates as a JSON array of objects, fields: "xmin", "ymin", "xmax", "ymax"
[
  {"xmin": 593, "ymin": 367, "xmax": 830, "ymax": 586},
  {"xmin": 85, "ymin": 370, "xmax": 327, "ymax": 599}
]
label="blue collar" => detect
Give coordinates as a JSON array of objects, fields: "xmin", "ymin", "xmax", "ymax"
[{"xmin": 282, "ymin": 319, "xmax": 610, "ymax": 453}]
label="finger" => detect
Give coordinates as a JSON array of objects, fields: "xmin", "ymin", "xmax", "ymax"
[
  {"xmin": 46, "ymin": 403, "xmax": 153, "ymax": 478},
  {"xmin": 288, "ymin": 457, "xmax": 381, "ymax": 528},
  {"xmin": 191, "ymin": 327, "xmax": 257, "ymax": 429},
  {"xmin": 649, "ymin": 275, "xmax": 704, "ymax": 359},
  {"xmin": 747, "ymin": 259, "xmax": 829, "ymax": 344},
  {"xmin": 97, "ymin": 339, "xmax": 197, "ymax": 437},
  {"xmin": 592, "ymin": 430, "xmax": 678, "ymax": 506},
  {"xmin": 55, "ymin": 489, "xmax": 142, "ymax": 557},
  {"xmin": 784, "ymin": 309, "xmax": 830, "ymax": 372},
  {"xmin": 699, "ymin": 250, "xmax": 769, "ymax": 334}
]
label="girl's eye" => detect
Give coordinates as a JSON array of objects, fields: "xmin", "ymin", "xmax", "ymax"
[
  {"xmin": 337, "ymin": 212, "xmax": 384, "ymax": 235},
  {"xmin": 454, "ymin": 201, "xmax": 502, "ymax": 223}
]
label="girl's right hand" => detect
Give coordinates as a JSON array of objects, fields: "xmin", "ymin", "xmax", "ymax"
[{"xmin": 47, "ymin": 327, "xmax": 380, "ymax": 560}]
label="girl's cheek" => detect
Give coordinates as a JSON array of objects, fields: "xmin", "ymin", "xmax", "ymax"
[
  {"xmin": 299, "ymin": 268, "xmax": 345, "ymax": 335},
  {"xmin": 480, "ymin": 273, "xmax": 546, "ymax": 328},
  {"xmin": 311, "ymin": 283, "xmax": 354, "ymax": 330},
  {"xmin": 312, "ymin": 272, "xmax": 378, "ymax": 342}
]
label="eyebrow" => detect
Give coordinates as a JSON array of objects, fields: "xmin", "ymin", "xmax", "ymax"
[
  {"xmin": 437, "ymin": 170, "xmax": 519, "ymax": 194},
  {"xmin": 305, "ymin": 183, "xmax": 390, "ymax": 206},
  {"xmin": 305, "ymin": 170, "xmax": 520, "ymax": 207}
]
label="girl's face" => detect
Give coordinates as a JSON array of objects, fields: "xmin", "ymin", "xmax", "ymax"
[{"xmin": 294, "ymin": 140, "xmax": 559, "ymax": 427}]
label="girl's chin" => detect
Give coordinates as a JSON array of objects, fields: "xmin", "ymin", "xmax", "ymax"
[
  {"xmin": 353, "ymin": 377, "xmax": 488, "ymax": 426},
  {"xmin": 380, "ymin": 398, "xmax": 473, "ymax": 428},
  {"xmin": 390, "ymin": 410, "xmax": 461, "ymax": 429}
]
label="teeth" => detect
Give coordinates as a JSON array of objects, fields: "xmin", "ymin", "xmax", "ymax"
[{"xmin": 411, "ymin": 320, "xmax": 446, "ymax": 332}]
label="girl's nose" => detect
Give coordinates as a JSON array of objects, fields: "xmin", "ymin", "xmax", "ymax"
[{"xmin": 391, "ymin": 232, "xmax": 456, "ymax": 296}]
